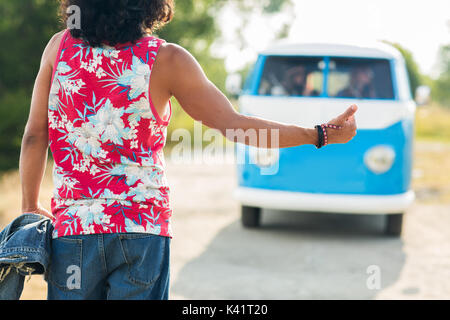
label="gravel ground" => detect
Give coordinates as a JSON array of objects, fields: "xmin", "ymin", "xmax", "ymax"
[{"xmin": 166, "ymin": 162, "xmax": 450, "ymax": 300}]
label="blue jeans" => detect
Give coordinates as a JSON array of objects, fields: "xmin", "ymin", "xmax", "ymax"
[{"xmin": 46, "ymin": 233, "xmax": 170, "ymax": 300}]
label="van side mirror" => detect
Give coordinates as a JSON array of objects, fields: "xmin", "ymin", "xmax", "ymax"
[
  {"xmin": 226, "ymin": 73, "xmax": 242, "ymax": 96},
  {"xmin": 415, "ymin": 85, "xmax": 431, "ymax": 106}
]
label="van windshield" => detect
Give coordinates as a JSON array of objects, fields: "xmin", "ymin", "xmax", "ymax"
[
  {"xmin": 258, "ymin": 57, "xmax": 324, "ymax": 97},
  {"xmin": 257, "ymin": 56, "xmax": 394, "ymax": 99}
]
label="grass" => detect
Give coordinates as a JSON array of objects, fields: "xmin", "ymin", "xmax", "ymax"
[
  {"xmin": 411, "ymin": 104, "xmax": 450, "ymax": 202},
  {"xmin": 412, "ymin": 141, "xmax": 450, "ymax": 203},
  {"xmin": 415, "ymin": 103, "xmax": 450, "ymax": 142},
  {"xmin": 0, "ymin": 163, "xmax": 53, "ymax": 226}
]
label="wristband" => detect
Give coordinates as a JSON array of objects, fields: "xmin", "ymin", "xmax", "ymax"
[
  {"xmin": 315, "ymin": 123, "xmax": 342, "ymax": 148},
  {"xmin": 314, "ymin": 125, "xmax": 324, "ymax": 149}
]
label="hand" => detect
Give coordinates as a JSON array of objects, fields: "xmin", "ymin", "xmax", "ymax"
[
  {"xmin": 22, "ymin": 203, "xmax": 54, "ymax": 220},
  {"xmin": 325, "ymin": 104, "xmax": 358, "ymax": 145}
]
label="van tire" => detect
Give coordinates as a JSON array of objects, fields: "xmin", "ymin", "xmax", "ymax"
[
  {"xmin": 385, "ymin": 213, "xmax": 403, "ymax": 236},
  {"xmin": 241, "ymin": 206, "xmax": 261, "ymax": 228}
]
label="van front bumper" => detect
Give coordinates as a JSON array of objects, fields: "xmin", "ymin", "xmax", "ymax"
[{"xmin": 234, "ymin": 187, "xmax": 415, "ymax": 214}]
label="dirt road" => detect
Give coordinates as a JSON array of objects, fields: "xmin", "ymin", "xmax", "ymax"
[
  {"xmin": 6, "ymin": 155, "xmax": 450, "ymax": 300},
  {"xmin": 167, "ymin": 162, "xmax": 450, "ymax": 300}
]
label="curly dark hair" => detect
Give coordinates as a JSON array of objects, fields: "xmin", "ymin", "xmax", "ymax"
[{"xmin": 59, "ymin": 0, "xmax": 174, "ymax": 47}]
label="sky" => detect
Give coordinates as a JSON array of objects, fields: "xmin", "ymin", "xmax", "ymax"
[{"xmin": 216, "ymin": 0, "xmax": 450, "ymax": 77}]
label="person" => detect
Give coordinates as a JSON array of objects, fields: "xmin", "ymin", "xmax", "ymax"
[
  {"xmin": 19, "ymin": 0, "xmax": 358, "ymax": 300},
  {"xmin": 337, "ymin": 66, "xmax": 376, "ymax": 98},
  {"xmin": 281, "ymin": 65, "xmax": 319, "ymax": 96}
]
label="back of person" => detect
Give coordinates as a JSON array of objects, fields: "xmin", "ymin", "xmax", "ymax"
[
  {"xmin": 19, "ymin": 0, "xmax": 357, "ymax": 301},
  {"xmin": 49, "ymin": 30, "xmax": 172, "ymax": 239},
  {"xmin": 40, "ymin": 1, "xmax": 176, "ymax": 300}
]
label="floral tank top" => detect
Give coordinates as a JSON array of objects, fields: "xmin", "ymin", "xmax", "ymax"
[{"xmin": 48, "ymin": 29, "xmax": 172, "ymax": 239}]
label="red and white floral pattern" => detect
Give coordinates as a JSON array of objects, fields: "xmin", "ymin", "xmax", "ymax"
[{"xmin": 48, "ymin": 30, "xmax": 172, "ymax": 239}]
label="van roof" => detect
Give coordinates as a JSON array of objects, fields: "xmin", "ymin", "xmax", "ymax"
[{"xmin": 260, "ymin": 41, "xmax": 403, "ymax": 60}]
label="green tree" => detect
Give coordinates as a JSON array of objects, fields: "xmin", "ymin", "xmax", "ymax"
[
  {"xmin": 0, "ymin": 0, "xmax": 60, "ymax": 171},
  {"xmin": 385, "ymin": 42, "xmax": 423, "ymax": 97}
]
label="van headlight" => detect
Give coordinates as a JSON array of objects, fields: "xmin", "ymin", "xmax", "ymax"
[
  {"xmin": 364, "ymin": 145, "xmax": 396, "ymax": 174},
  {"xmin": 249, "ymin": 147, "xmax": 279, "ymax": 168}
]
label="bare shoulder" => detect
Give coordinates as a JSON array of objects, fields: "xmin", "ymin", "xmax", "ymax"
[
  {"xmin": 154, "ymin": 42, "xmax": 205, "ymax": 93},
  {"xmin": 42, "ymin": 30, "xmax": 67, "ymax": 68},
  {"xmin": 49, "ymin": 29, "xmax": 66, "ymax": 46},
  {"xmin": 157, "ymin": 42, "xmax": 199, "ymax": 69}
]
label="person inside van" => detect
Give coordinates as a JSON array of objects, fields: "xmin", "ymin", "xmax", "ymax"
[
  {"xmin": 282, "ymin": 65, "xmax": 320, "ymax": 97},
  {"xmin": 337, "ymin": 66, "xmax": 376, "ymax": 99}
]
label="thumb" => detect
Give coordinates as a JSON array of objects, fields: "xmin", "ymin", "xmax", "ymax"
[{"xmin": 338, "ymin": 104, "xmax": 358, "ymax": 122}]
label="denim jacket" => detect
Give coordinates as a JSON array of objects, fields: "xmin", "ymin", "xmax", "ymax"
[{"xmin": 0, "ymin": 214, "xmax": 53, "ymax": 300}]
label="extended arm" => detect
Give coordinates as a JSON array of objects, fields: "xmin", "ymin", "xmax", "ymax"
[{"xmin": 157, "ymin": 44, "xmax": 357, "ymax": 148}]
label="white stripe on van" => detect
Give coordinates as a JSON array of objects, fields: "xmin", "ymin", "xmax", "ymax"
[{"xmin": 239, "ymin": 96, "xmax": 416, "ymax": 130}]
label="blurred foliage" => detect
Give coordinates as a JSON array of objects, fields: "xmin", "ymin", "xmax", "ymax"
[
  {"xmin": 432, "ymin": 45, "xmax": 450, "ymax": 107},
  {"xmin": 385, "ymin": 42, "xmax": 423, "ymax": 97},
  {"xmin": 157, "ymin": 0, "xmax": 227, "ymax": 92},
  {"xmin": 0, "ymin": 0, "xmax": 291, "ymax": 171},
  {"xmin": 0, "ymin": 0, "xmax": 60, "ymax": 172},
  {"xmin": 389, "ymin": 42, "xmax": 450, "ymax": 141},
  {"xmin": 388, "ymin": 41, "xmax": 450, "ymax": 108}
]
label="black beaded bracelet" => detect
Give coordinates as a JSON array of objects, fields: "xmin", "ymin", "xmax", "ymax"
[{"xmin": 314, "ymin": 125, "xmax": 324, "ymax": 149}]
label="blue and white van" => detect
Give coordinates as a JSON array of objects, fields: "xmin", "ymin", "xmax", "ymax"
[{"xmin": 233, "ymin": 42, "xmax": 417, "ymax": 236}]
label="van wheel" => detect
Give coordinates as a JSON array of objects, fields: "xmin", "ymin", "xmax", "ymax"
[
  {"xmin": 385, "ymin": 213, "xmax": 403, "ymax": 236},
  {"xmin": 241, "ymin": 206, "xmax": 261, "ymax": 228}
]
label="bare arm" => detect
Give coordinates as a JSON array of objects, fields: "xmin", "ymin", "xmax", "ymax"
[
  {"xmin": 19, "ymin": 31, "xmax": 64, "ymax": 218},
  {"xmin": 157, "ymin": 44, "xmax": 357, "ymax": 148}
]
